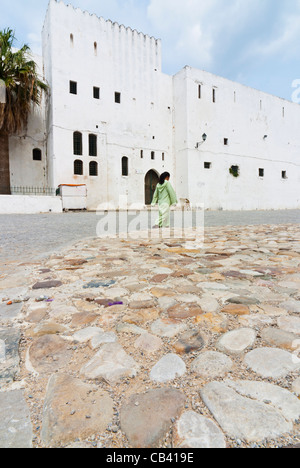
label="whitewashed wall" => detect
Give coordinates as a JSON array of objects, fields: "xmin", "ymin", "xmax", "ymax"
[
  {"xmin": 42, "ymin": 0, "xmax": 174, "ymax": 210},
  {"xmin": 174, "ymin": 66, "xmax": 300, "ymax": 210}
]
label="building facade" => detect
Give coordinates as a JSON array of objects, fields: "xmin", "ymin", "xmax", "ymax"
[{"xmin": 7, "ymin": 0, "xmax": 300, "ymax": 210}]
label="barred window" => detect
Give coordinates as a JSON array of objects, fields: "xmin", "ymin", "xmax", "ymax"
[
  {"xmin": 89, "ymin": 161, "xmax": 98, "ymax": 176},
  {"xmin": 33, "ymin": 148, "xmax": 42, "ymax": 161},
  {"xmin": 122, "ymin": 156, "xmax": 128, "ymax": 176},
  {"xmin": 89, "ymin": 134, "xmax": 97, "ymax": 157},
  {"xmin": 73, "ymin": 132, "xmax": 82, "ymax": 155},
  {"xmin": 74, "ymin": 159, "xmax": 83, "ymax": 175}
]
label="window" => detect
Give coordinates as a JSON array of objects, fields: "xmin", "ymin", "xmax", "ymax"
[
  {"xmin": 122, "ymin": 157, "xmax": 128, "ymax": 176},
  {"xmin": 282, "ymin": 171, "xmax": 287, "ymax": 179},
  {"xmin": 32, "ymin": 148, "xmax": 42, "ymax": 161},
  {"xmin": 89, "ymin": 134, "xmax": 97, "ymax": 157},
  {"xmin": 162, "ymin": 152, "xmax": 165, "ymax": 161},
  {"xmin": 151, "ymin": 151, "xmax": 155, "ymax": 160},
  {"xmin": 70, "ymin": 34, "xmax": 74, "ymax": 46},
  {"xmin": 94, "ymin": 42, "xmax": 97, "ymax": 55},
  {"xmin": 282, "ymin": 107, "xmax": 285, "ymax": 118},
  {"xmin": 74, "ymin": 160, "xmax": 83, "ymax": 175},
  {"xmin": 115, "ymin": 92, "xmax": 121, "ymax": 104},
  {"xmin": 224, "ymin": 138, "xmax": 228, "ymax": 146},
  {"xmin": 198, "ymin": 84, "xmax": 201, "ymax": 99},
  {"xmin": 140, "ymin": 150, "xmax": 144, "ymax": 159},
  {"xmin": 259, "ymin": 168, "xmax": 264, "ymax": 177},
  {"xmin": 73, "ymin": 132, "xmax": 82, "ymax": 155},
  {"xmin": 204, "ymin": 162, "xmax": 211, "ymax": 169},
  {"xmin": 212, "ymin": 88, "xmax": 216, "ymax": 103},
  {"xmin": 93, "ymin": 87, "xmax": 100, "ymax": 99},
  {"xmin": 229, "ymin": 165, "xmax": 240, "ymax": 178},
  {"xmin": 89, "ymin": 161, "xmax": 98, "ymax": 176},
  {"xmin": 70, "ymin": 81, "xmax": 77, "ymax": 95}
]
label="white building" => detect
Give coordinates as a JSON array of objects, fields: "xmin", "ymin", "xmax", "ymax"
[{"xmin": 6, "ymin": 0, "xmax": 300, "ymax": 211}]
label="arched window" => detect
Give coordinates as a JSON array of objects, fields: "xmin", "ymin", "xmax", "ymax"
[
  {"xmin": 122, "ymin": 156, "xmax": 128, "ymax": 176},
  {"xmin": 89, "ymin": 161, "xmax": 98, "ymax": 176},
  {"xmin": 32, "ymin": 148, "xmax": 42, "ymax": 161},
  {"xmin": 74, "ymin": 159, "xmax": 83, "ymax": 175},
  {"xmin": 73, "ymin": 132, "xmax": 82, "ymax": 155},
  {"xmin": 89, "ymin": 134, "xmax": 97, "ymax": 156}
]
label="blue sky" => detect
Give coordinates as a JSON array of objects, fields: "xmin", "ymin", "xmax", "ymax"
[{"xmin": 1, "ymin": 0, "xmax": 300, "ymax": 102}]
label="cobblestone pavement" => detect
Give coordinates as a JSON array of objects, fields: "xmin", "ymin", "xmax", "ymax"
[
  {"xmin": 0, "ymin": 220, "xmax": 300, "ymax": 448},
  {"xmin": 0, "ymin": 210, "xmax": 299, "ymax": 264}
]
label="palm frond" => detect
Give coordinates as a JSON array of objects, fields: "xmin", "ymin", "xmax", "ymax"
[{"xmin": 0, "ymin": 28, "xmax": 48, "ymax": 135}]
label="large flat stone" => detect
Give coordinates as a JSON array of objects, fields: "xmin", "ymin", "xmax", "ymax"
[
  {"xmin": 28, "ymin": 334, "xmax": 72, "ymax": 374},
  {"xmin": 277, "ymin": 316, "xmax": 300, "ymax": 335},
  {"xmin": 120, "ymin": 388, "xmax": 185, "ymax": 448},
  {"xmin": 200, "ymin": 381, "xmax": 293, "ymax": 443},
  {"xmin": 0, "ymin": 328, "xmax": 21, "ymax": 385},
  {"xmin": 217, "ymin": 328, "xmax": 256, "ymax": 355},
  {"xmin": 0, "ymin": 390, "xmax": 33, "ymax": 448},
  {"xmin": 151, "ymin": 319, "xmax": 187, "ymax": 338},
  {"xmin": 80, "ymin": 343, "xmax": 140, "ymax": 384},
  {"xmin": 150, "ymin": 354, "xmax": 186, "ymax": 383},
  {"xmin": 0, "ymin": 302, "xmax": 23, "ymax": 323},
  {"xmin": 41, "ymin": 374, "xmax": 114, "ymax": 446},
  {"xmin": 244, "ymin": 347, "xmax": 300, "ymax": 379},
  {"xmin": 175, "ymin": 411, "xmax": 226, "ymax": 448},
  {"xmin": 224, "ymin": 379, "xmax": 300, "ymax": 423},
  {"xmin": 191, "ymin": 351, "xmax": 233, "ymax": 379}
]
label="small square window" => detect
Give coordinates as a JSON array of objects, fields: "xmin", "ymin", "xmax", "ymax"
[
  {"xmin": 93, "ymin": 87, "xmax": 100, "ymax": 99},
  {"xmin": 259, "ymin": 168, "xmax": 264, "ymax": 177},
  {"xmin": 70, "ymin": 81, "xmax": 77, "ymax": 95},
  {"xmin": 204, "ymin": 162, "xmax": 211, "ymax": 169},
  {"xmin": 115, "ymin": 92, "xmax": 121, "ymax": 104},
  {"xmin": 33, "ymin": 148, "xmax": 42, "ymax": 161}
]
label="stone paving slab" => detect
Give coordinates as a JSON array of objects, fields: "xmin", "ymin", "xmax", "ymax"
[{"xmin": 0, "ymin": 222, "xmax": 300, "ymax": 448}]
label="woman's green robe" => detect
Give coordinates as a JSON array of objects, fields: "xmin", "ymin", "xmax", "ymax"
[{"xmin": 151, "ymin": 181, "xmax": 178, "ymax": 227}]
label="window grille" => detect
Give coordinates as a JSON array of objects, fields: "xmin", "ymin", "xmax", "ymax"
[
  {"xmin": 89, "ymin": 134, "xmax": 97, "ymax": 157},
  {"xmin": 89, "ymin": 161, "xmax": 98, "ymax": 176},
  {"xmin": 122, "ymin": 156, "xmax": 128, "ymax": 176},
  {"xmin": 74, "ymin": 159, "xmax": 83, "ymax": 175},
  {"xmin": 73, "ymin": 132, "xmax": 82, "ymax": 155}
]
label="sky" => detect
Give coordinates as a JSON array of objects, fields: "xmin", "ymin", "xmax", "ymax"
[{"xmin": 1, "ymin": 0, "xmax": 300, "ymax": 102}]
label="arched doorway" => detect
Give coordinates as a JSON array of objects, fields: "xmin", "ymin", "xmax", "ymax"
[{"xmin": 145, "ymin": 170, "xmax": 159, "ymax": 205}]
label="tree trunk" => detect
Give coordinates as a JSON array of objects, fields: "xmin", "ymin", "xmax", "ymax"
[{"xmin": 0, "ymin": 132, "xmax": 11, "ymax": 194}]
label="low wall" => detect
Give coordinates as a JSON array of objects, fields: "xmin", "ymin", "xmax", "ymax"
[{"xmin": 0, "ymin": 195, "xmax": 63, "ymax": 214}]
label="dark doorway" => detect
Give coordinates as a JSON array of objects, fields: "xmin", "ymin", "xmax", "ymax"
[{"xmin": 145, "ymin": 170, "xmax": 159, "ymax": 205}]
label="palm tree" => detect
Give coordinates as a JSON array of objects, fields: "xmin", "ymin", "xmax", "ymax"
[{"xmin": 0, "ymin": 28, "xmax": 47, "ymax": 194}]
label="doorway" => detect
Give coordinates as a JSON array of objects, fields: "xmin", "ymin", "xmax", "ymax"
[{"xmin": 145, "ymin": 170, "xmax": 159, "ymax": 205}]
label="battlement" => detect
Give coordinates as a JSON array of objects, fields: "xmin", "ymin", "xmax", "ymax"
[{"xmin": 43, "ymin": 0, "xmax": 161, "ymax": 45}]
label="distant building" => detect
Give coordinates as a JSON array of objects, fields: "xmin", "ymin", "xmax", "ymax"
[{"xmin": 7, "ymin": 0, "xmax": 300, "ymax": 210}]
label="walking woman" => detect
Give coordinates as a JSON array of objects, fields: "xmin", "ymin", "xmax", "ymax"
[{"xmin": 151, "ymin": 172, "xmax": 178, "ymax": 228}]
